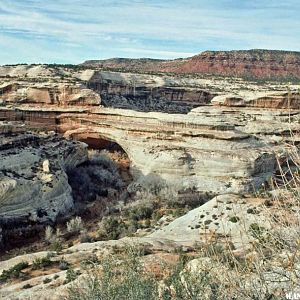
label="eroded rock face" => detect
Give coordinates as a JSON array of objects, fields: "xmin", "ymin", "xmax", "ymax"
[
  {"xmin": 0, "ymin": 64, "xmax": 299, "ymax": 235},
  {"xmin": 87, "ymin": 71, "xmax": 214, "ymax": 113},
  {"xmin": 1, "ymin": 105, "xmax": 296, "ymax": 198},
  {"xmin": 0, "ymin": 65, "xmax": 299, "ymax": 200},
  {"xmin": 0, "ymin": 127, "xmax": 88, "ymax": 234},
  {"xmin": 170, "ymin": 50, "xmax": 300, "ymax": 79},
  {"xmin": 0, "ymin": 82, "xmax": 101, "ymax": 106},
  {"xmin": 211, "ymin": 91, "xmax": 300, "ymax": 109}
]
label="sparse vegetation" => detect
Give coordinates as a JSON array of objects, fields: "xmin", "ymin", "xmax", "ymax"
[
  {"xmin": 32, "ymin": 255, "xmax": 53, "ymax": 270},
  {"xmin": 45, "ymin": 226, "xmax": 54, "ymax": 243},
  {"xmin": 67, "ymin": 217, "xmax": 84, "ymax": 234},
  {"xmin": 65, "ymin": 268, "xmax": 79, "ymax": 284},
  {"xmin": 67, "ymin": 248, "xmax": 159, "ymax": 300},
  {"xmin": 0, "ymin": 261, "xmax": 29, "ymax": 283},
  {"xmin": 65, "ymin": 142, "xmax": 300, "ymax": 300},
  {"xmin": 59, "ymin": 258, "xmax": 70, "ymax": 271},
  {"xmin": 43, "ymin": 277, "xmax": 52, "ymax": 284},
  {"xmin": 50, "ymin": 240, "xmax": 63, "ymax": 252},
  {"xmin": 67, "ymin": 151, "xmax": 125, "ymax": 203},
  {"xmin": 228, "ymin": 216, "xmax": 240, "ymax": 223}
]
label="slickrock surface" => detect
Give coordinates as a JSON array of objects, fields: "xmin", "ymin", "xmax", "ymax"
[
  {"xmin": 0, "ymin": 192, "xmax": 297, "ymax": 299},
  {"xmin": 150, "ymin": 194, "xmax": 270, "ymax": 247},
  {"xmin": 0, "ymin": 126, "xmax": 88, "ymax": 233}
]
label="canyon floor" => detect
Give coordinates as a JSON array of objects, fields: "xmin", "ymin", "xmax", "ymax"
[{"xmin": 0, "ymin": 61, "xmax": 299, "ymax": 299}]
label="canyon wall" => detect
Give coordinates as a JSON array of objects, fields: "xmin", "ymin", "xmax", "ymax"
[
  {"xmin": 0, "ymin": 125, "xmax": 88, "ymax": 244},
  {"xmin": 0, "ymin": 65, "xmax": 299, "ymax": 241},
  {"xmin": 1, "ymin": 104, "xmax": 298, "ymax": 199}
]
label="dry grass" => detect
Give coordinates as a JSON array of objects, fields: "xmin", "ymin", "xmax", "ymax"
[{"xmin": 66, "ymin": 141, "xmax": 300, "ymax": 299}]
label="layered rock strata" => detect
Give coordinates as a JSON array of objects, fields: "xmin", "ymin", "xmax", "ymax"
[
  {"xmin": 0, "ymin": 126, "xmax": 88, "ymax": 234},
  {"xmin": 1, "ymin": 104, "xmax": 298, "ymax": 199},
  {"xmin": 86, "ymin": 71, "xmax": 214, "ymax": 113},
  {"xmin": 0, "ymin": 82, "xmax": 101, "ymax": 106},
  {"xmin": 0, "ymin": 65, "xmax": 299, "ymax": 237},
  {"xmin": 83, "ymin": 50, "xmax": 300, "ymax": 79}
]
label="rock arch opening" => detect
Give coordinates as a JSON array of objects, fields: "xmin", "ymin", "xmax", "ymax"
[
  {"xmin": 73, "ymin": 134, "xmax": 126, "ymax": 153},
  {"xmin": 66, "ymin": 133, "xmax": 132, "ymax": 220}
]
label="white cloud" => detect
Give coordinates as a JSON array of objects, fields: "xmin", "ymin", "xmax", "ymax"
[
  {"xmin": 119, "ymin": 48, "xmax": 196, "ymax": 59},
  {"xmin": 0, "ymin": 0, "xmax": 299, "ymax": 64}
]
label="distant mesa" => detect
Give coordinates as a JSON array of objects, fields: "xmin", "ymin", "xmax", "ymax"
[{"xmin": 82, "ymin": 49, "xmax": 300, "ymax": 80}]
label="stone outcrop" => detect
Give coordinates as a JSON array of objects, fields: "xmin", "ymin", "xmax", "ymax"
[
  {"xmin": 0, "ymin": 65, "xmax": 299, "ymax": 216},
  {"xmin": 82, "ymin": 57, "xmax": 188, "ymax": 74},
  {"xmin": 2, "ymin": 65, "xmax": 300, "ymax": 113},
  {"xmin": 150, "ymin": 194, "xmax": 270, "ymax": 247},
  {"xmin": 0, "ymin": 62, "xmax": 299, "ymax": 299},
  {"xmin": 0, "ymin": 126, "xmax": 88, "ymax": 234},
  {"xmin": 0, "ymin": 82, "xmax": 101, "ymax": 106},
  {"xmin": 211, "ymin": 91, "xmax": 300, "ymax": 109},
  {"xmin": 86, "ymin": 71, "xmax": 214, "ymax": 113},
  {"xmin": 0, "ymin": 65, "xmax": 56, "ymax": 78}
]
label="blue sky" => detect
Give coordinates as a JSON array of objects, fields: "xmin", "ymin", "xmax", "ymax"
[{"xmin": 0, "ymin": 0, "xmax": 299, "ymax": 64}]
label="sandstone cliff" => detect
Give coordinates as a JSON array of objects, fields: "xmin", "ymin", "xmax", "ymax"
[{"xmin": 0, "ymin": 82, "xmax": 101, "ymax": 106}]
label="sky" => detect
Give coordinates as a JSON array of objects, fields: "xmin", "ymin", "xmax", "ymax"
[{"xmin": 0, "ymin": 0, "xmax": 299, "ymax": 64}]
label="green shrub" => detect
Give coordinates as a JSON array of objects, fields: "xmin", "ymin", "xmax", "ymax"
[
  {"xmin": 249, "ymin": 223, "xmax": 266, "ymax": 239},
  {"xmin": 50, "ymin": 240, "xmax": 63, "ymax": 252},
  {"xmin": 67, "ymin": 217, "xmax": 84, "ymax": 234},
  {"xmin": 0, "ymin": 261, "xmax": 29, "ymax": 283},
  {"xmin": 228, "ymin": 216, "xmax": 240, "ymax": 223},
  {"xmin": 65, "ymin": 268, "xmax": 78, "ymax": 284},
  {"xmin": 98, "ymin": 216, "xmax": 128, "ymax": 240},
  {"xmin": 43, "ymin": 277, "xmax": 52, "ymax": 284},
  {"xmin": 125, "ymin": 203, "xmax": 154, "ymax": 221},
  {"xmin": 59, "ymin": 258, "xmax": 70, "ymax": 271},
  {"xmin": 32, "ymin": 256, "xmax": 53, "ymax": 270}
]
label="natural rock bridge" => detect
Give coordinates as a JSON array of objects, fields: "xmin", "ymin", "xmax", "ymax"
[{"xmin": 2, "ymin": 104, "xmax": 296, "ymax": 198}]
